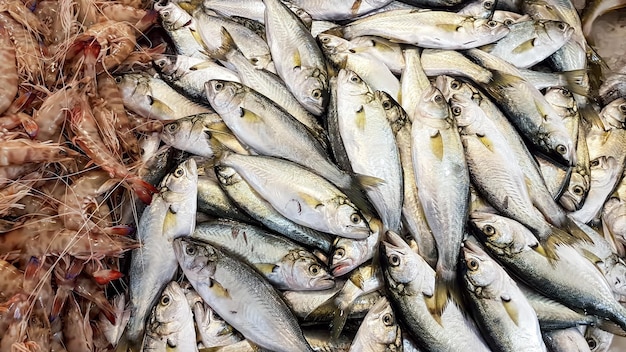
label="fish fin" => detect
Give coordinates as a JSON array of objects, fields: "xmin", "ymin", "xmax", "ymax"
[
  {"xmin": 330, "ymin": 303, "xmax": 351, "ymax": 340},
  {"xmin": 355, "ymin": 174, "xmax": 385, "ymax": 189},
  {"xmin": 350, "ymin": 0, "xmax": 362, "ymax": 15},
  {"xmin": 293, "ymin": 49, "xmax": 302, "ymax": 68},
  {"xmin": 435, "ymin": 23, "xmax": 461, "ymax": 32},
  {"xmin": 540, "ymin": 224, "xmax": 582, "ymax": 262},
  {"xmin": 188, "ymin": 61, "xmax": 217, "ymax": 71},
  {"xmin": 512, "ymin": 38, "xmax": 536, "ymax": 54},
  {"xmin": 579, "ymin": 103, "xmax": 605, "ymax": 130},
  {"xmin": 209, "ymin": 26, "xmax": 238, "ymax": 61},
  {"xmin": 239, "ymin": 107, "xmax": 263, "ymax": 123},
  {"xmin": 597, "ymin": 319, "xmax": 626, "ymax": 337},
  {"xmin": 128, "ymin": 178, "xmax": 158, "ymax": 205},
  {"xmin": 560, "ymin": 69, "xmax": 589, "ymax": 97},
  {"xmin": 429, "ymin": 270, "xmax": 453, "ymax": 324},
  {"xmin": 355, "ymin": 105, "xmax": 366, "ymax": 129},
  {"xmin": 208, "ymin": 279, "xmax": 230, "ymax": 298},
  {"xmin": 255, "ymin": 263, "xmax": 279, "ymax": 275},
  {"xmin": 501, "ymin": 297, "xmax": 520, "ymax": 326},
  {"xmin": 190, "ymin": 28, "xmax": 207, "ymax": 51},
  {"xmin": 534, "ymin": 99, "xmax": 549, "ymax": 121},
  {"xmin": 304, "ymin": 291, "xmax": 340, "ymax": 321},
  {"xmin": 430, "ymin": 130, "xmax": 444, "ymax": 161},
  {"xmin": 479, "ymin": 43, "xmax": 496, "ymax": 52},
  {"xmin": 489, "ymin": 70, "xmax": 524, "ymax": 88},
  {"xmin": 531, "ymin": 242, "xmax": 548, "ymax": 257},
  {"xmin": 147, "ymin": 95, "xmax": 176, "ymax": 117},
  {"xmin": 580, "ymin": 248, "xmax": 603, "ymax": 265},
  {"xmin": 298, "ymin": 192, "xmax": 324, "ymax": 209},
  {"xmin": 563, "ymin": 216, "xmax": 594, "ymax": 244},
  {"xmin": 478, "ymin": 135, "xmax": 495, "ymax": 153}
]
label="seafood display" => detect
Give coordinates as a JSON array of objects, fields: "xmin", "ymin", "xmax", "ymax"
[{"xmin": 2, "ymin": 0, "xmax": 626, "ymax": 351}]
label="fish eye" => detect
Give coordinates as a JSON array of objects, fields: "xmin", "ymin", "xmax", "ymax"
[
  {"xmin": 166, "ymin": 122, "xmax": 179, "ymax": 133},
  {"xmin": 586, "ymin": 338, "xmax": 597, "ymax": 350},
  {"xmin": 160, "ymin": 294, "xmax": 171, "ymax": 306},
  {"xmin": 483, "ymin": 0, "xmax": 493, "ymax": 9},
  {"xmin": 162, "ymin": 11, "xmax": 170, "ymax": 18},
  {"xmin": 174, "ymin": 167, "xmax": 185, "ymax": 177},
  {"xmin": 350, "ymin": 213, "xmax": 361, "ymax": 224},
  {"xmin": 382, "ymin": 313, "xmax": 394, "ymax": 326},
  {"xmin": 250, "ymin": 57, "xmax": 259, "ymax": 64},
  {"xmin": 487, "ymin": 20, "xmax": 498, "ymax": 28},
  {"xmin": 619, "ymin": 104, "xmax": 626, "ymax": 113},
  {"xmin": 504, "ymin": 19, "xmax": 514, "ymax": 26},
  {"xmin": 434, "ymin": 94, "xmax": 444, "ymax": 103},
  {"xmin": 309, "ymin": 264, "xmax": 321, "ymax": 275},
  {"xmin": 557, "ymin": 22, "xmax": 567, "ymax": 31},
  {"xmin": 185, "ymin": 244, "xmax": 196, "ymax": 256},
  {"xmin": 114, "ymin": 76, "xmax": 122, "ymax": 83},
  {"xmin": 320, "ymin": 36, "xmax": 330, "ymax": 43},
  {"xmin": 388, "ymin": 254, "xmax": 401, "ymax": 267},
  {"xmin": 590, "ymin": 159, "xmax": 600, "ymax": 167},
  {"xmin": 450, "ymin": 80, "xmax": 461, "ymax": 90},
  {"xmin": 312, "ymin": 89, "xmax": 322, "ymax": 99},
  {"xmin": 467, "ymin": 258, "xmax": 480, "ymax": 271},
  {"xmin": 334, "ymin": 248, "xmax": 345, "ymax": 258},
  {"xmin": 451, "ymin": 106, "xmax": 462, "ymax": 116},
  {"xmin": 556, "ymin": 144, "xmax": 567, "ymax": 155},
  {"xmin": 560, "ymin": 89, "xmax": 572, "ymax": 97},
  {"xmin": 483, "ymin": 225, "xmax": 496, "ymax": 236},
  {"xmin": 350, "ymin": 75, "xmax": 361, "ymax": 83},
  {"xmin": 572, "ymin": 185, "xmax": 584, "ymax": 196},
  {"xmin": 214, "ymin": 82, "xmax": 224, "ymax": 91},
  {"xmin": 382, "ymin": 100, "xmax": 392, "ymax": 110}
]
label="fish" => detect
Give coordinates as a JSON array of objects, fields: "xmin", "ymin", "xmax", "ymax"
[
  {"xmin": 582, "ymin": 0, "xmax": 626, "ymax": 39},
  {"xmin": 219, "ymin": 153, "xmax": 371, "ymax": 239},
  {"xmin": 154, "ymin": 0, "xmax": 208, "ymax": 59},
  {"xmin": 263, "ymin": 0, "xmax": 329, "ymax": 115},
  {"xmin": 191, "ymin": 219, "xmax": 335, "ymax": 291},
  {"xmin": 173, "ymin": 237, "xmax": 314, "ymax": 352},
  {"xmin": 160, "ymin": 113, "xmax": 233, "ymax": 158},
  {"xmin": 286, "ymin": 0, "xmax": 394, "ymax": 20},
  {"xmin": 348, "ymin": 297, "xmax": 402, "ymax": 352},
  {"xmin": 125, "ymin": 158, "xmax": 198, "ymax": 343},
  {"xmin": 462, "ymin": 240, "xmax": 547, "ymax": 352},
  {"xmin": 542, "ymin": 328, "xmax": 591, "ymax": 352},
  {"xmin": 411, "ymin": 85, "xmax": 469, "ymax": 317},
  {"xmin": 330, "ymin": 218, "xmax": 382, "ymax": 276}
]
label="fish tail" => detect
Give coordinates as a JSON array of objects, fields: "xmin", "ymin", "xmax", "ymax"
[
  {"xmin": 428, "ymin": 267, "xmax": 455, "ymax": 324},
  {"xmin": 561, "ymin": 69, "xmax": 590, "ymax": 97},
  {"xmin": 579, "ymin": 103, "xmax": 605, "ymax": 130},
  {"xmin": 563, "ymin": 216, "xmax": 594, "ymax": 244},
  {"xmin": 538, "ymin": 223, "xmax": 585, "ymax": 262},
  {"xmin": 596, "ymin": 317, "xmax": 626, "ymax": 337},
  {"xmin": 211, "ymin": 26, "xmax": 239, "ymax": 61}
]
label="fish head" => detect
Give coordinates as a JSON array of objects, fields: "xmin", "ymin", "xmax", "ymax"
[
  {"xmin": 162, "ymin": 158, "xmax": 198, "ymax": 194},
  {"xmin": 493, "ymin": 12, "xmax": 529, "ymax": 26},
  {"xmin": 327, "ymin": 199, "xmax": 371, "ymax": 239},
  {"xmin": 337, "ymin": 69, "xmax": 370, "ymax": 97},
  {"xmin": 364, "ymin": 297, "xmax": 401, "ymax": 347},
  {"xmin": 161, "ymin": 119, "xmax": 193, "ymax": 145},
  {"xmin": 285, "ymin": 2, "xmax": 312, "ymax": 29},
  {"xmin": 317, "ymin": 32, "xmax": 350, "ymax": 57},
  {"xmin": 115, "ymin": 73, "xmax": 148, "ymax": 99},
  {"xmin": 590, "ymin": 156, "xmax": 620, "ymax": 187},
  {"xmin": 470, "ymin": 212, "xmax": 527, "ymax": 255},
  {"xmin": 542, "ymin": 20, "xmax": 574, "ymax": 43},
  {"xmin": 541, "ymin": 127, "xmax": 577, "ymax": 167},
  {"xmin": 600, "ymin": 98, "xmax": 626, "ymax": 130},
  {"xmin": 602, "ymin": 198, "xmax": 626, "ymax": 245},
  {"xmin": 605, "ymin": 261, "xmax": 626, "ymax": 297},
  {"xmin": 449, "ymin": 94, "xmax": 479, "ymax": 129},
  {"xmin": 152, "ymin": 54, "xmax": 176, "ymax": 76},
  {"xmin": 205, "ymin": 80, "xmax": 243, "ymax": 114},
  {"xmin": 585, "ymin": 327, "xmax": 614, "ymax": 352},
  {"xmin": 249, "ymin": 53, "xmax": 274, "ymax": 72},
  {"xmin": 173, "ymin": 238, "xmax": 218, "ymax": 283},
  {"xmin": 472, "ymin": 18, "xmax": 510, "ymax": 39},
  {"xmin": 150, "ymin": 281, "xmax": 188, "ymax": 334},
  {"xmin": 417, "ymin": 86, "xmax": 450, "ymax": 121},
  {"xmin": 330, "ymin": 233, "xmax": 373, "ymax": 276},
  {"xmin": 278, "ymin": 251, "xmax": 335, "ymax": 290},
  {"xmin": 375, "ymin": 90, "xmax": 406, "ymax": 131},
  {"xmin": 544, "ymin": 87, "xmax": 576, "ymax": 111},
  {"xmin": 291, "ymin": 66, "xmax": 328, "ymax": 116},
  {"xmin": 214, "ymin": 165, "xmax": 241, "ymax": 187},
  {"xmin": 154, "ymin": 1, "xmax": 191, "ymax": 30},
  {"xmin": 380, "ymin": 231, "xmax": 420, "ymax": 285},
  {"xmin": 461, "ymin": 240, "xmax": 499, "ymax": 293},
  {"xmin": 559, "ymin": 171, "xmax": 589, "ymax": 211}
]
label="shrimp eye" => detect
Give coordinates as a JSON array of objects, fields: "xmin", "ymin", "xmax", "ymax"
[
  {"xmin": 619, "ymin": 104, "xmax": 626, "ymax": 113},
  {"xmin": 504, "ymin": 19, "xmax": 514, "ymax": 26},
  {"xmin": 174, "ymin": 167, "xmax": 185, "ymax": 177},
  {"xmin": 334, "ymin": 248, "xmax": 346, "ymax": 258},
  {"xmin": 312, "ymin": 89, "xmax": 322, "ymax": 99},
  {"xmin": 388, "ymin": 254, "xmax": 401, "ymax": 267},
  {"xmin": 309, "ymin": 264, "xmax": 321, "ymax": 275},
  {"xmin": 487, "ymin": 20, "xmax": 498, "ymax": 28},
  {"xmin": 434, "ymin": 94, "xmax": 444, "ymax": 103},
  {"xmin": 483, "ymin": 225, "xmax": 496, "ymax": 236},
  {"xmin": 166, "ymin": 122, "xmax": 179, "ymax": 133},
  {"xmin": 450, "ymin": 80, "xmax": 461, "ymax": 90},
  {"xmin": 587, "ymin": 338, "xmax": 597, "ymax": 350},
  {"xmin": 572, "ymin": 185, "xmax": 584, "ymax": 196},
  {"xmin": 185, "ymin": 244, "xmax": 196, "ymax": 256},
  {"xmin": 382, "ymin": 313, "xmax": 394, "ymax": 326},
  {"xmin": 350, "ymin": 213, "xmax": 361, "ymax": 224},
  {"xmin": 350, "ymin": 75, "xmax": 361, "ymax": 83},
  {"xmin": 556, "ymin": 144, "xmax": 567, "ymax": 155},
  {"xmin": 467, "ymin": 258, "xmax": 480, "ymax": 271},
  {"xmin": 452, "ymin": 106, "xmax": 462, "ymax": 116},
  {"xmin": 160, "ymin": 294, "xmax": 171, "ymax": 306},
  {"xmin": 114, "ymin": 76, "xmax": 122, "ymax": 83}
]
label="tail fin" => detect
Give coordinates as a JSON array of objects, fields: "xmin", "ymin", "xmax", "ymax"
[
  {"xmin": 539, "ymin": 224, "xmax": 583, "ymax": 262},
  {"xmin": 209, "ymin": 27, "xmax": 239, "ymax": 61},
  {"xmin": 563, "ymin": 216, "xmax": 594, "ymax": 244},
  {"xmin": 561, "ymin": 69, "xmax": 589, "ymax": 97},
  {"xmin": 92, "ymin": 269, "xmax": 124, "ymax": 285},
  {"xmin": 428, "ymin": 267, "xmax": 456, "ymax": 324},
  {"xmin": 597, "ymin": 318, "xmax": 626, "ymax": 337},
  {"xmin": 579, "ymin": 104, "xmax": 605, "ymax": 130}
]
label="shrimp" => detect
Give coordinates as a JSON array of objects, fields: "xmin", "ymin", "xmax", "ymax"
[
  {"xmin": 34, "ymin": 79, "xmax": 89, "ymax": 143},
  {"xmin": 0, "ymin": 25, "xmax": 17, "ymax": 115},
  {"xmin": 0, "ymin": 293, "xmax": 29, "ymax": 351},
  {"xmin": 113, "ymin": 43, "xmax": 167, "ymax": 74},
  {"xmin": 0, "ymin": 139, "xmax": 79, "ymax": 166},
  {"xmin": 96, "ymin": 74, "xmax": 139, "ymax": 156},
  {"xmin": 0, "ymin": 13, "xmax": 43, "ymax": 84},
  {"xmin": 0, "ymin": 0, "xmax": 50, "ymax": 38},
  {"xmin": 99, "ymin": 4, "xmax": 153, "ymax": 29},
  {"xmin": 69, "ymin": 99, "xmax": 158, "ymax": 204},
  {"xmin": 0, "ymin": 259, "xmax": 22, "ymax": 301},
  {"xmin": 62, "ymin": 295, "xmax": 94, "ymax": 352},
  {"xmin": 0, "ymin": 170, "xmax": 44, "ymax": 217},
  {"xmin": 0, "ymin": 164, "xmax": 40, "ymax": 188},
  {"xmin": 72, "ymin": 20, "xmax": 138, "ymax": 74},
  {"xmin": 25, "ymin": 306, "xmax": 50, "ymax": 352}
]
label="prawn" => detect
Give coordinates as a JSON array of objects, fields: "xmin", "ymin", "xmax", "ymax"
[
  {"xmin": 96, "ymin": 74, "xmax": 139, "ymax": 156},
  {"xmin": 0, "ymin": 13, "xmax": 44, "ymax": 84},
  {"xmin": 0, "ymin": 25, "xmax": 17, "ymax": 115},
  {"xmin": 0, "ymin": 259, "xmax": 23, "ymax": 302},
  {"xmin": 69, "ymin": 99, "xmax": 158, "ymax": 204},
  {"xmin": 0, "ymin": 170, "xmax": 44, "ymax": 217},
  {"xmin": 34, "ymin": 78, "xmax": 89, "ymax": 143},
  {"xmin": 62, "ymin": 295, "xmax": 93, "ymax": 352},
  {"xmin": 0, "ymin": 139, "xmax": 79, "ymax": 166},
  {"xmin": 0, "ymin": 92, "xmax": 40, "ymax": 138},
  {"xmin": 0, "ymin": 0, "xmax": 50, "ymax": 38}
]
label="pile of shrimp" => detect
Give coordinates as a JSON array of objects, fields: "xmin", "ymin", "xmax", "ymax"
[{"xmin": 0, "ymin": 0, "xmax": 167, "ymax": 349}]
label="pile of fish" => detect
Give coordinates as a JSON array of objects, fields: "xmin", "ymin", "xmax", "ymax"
[{"xmin": 2, "ymin": 0, "xmax": 626, "ymax": 350}]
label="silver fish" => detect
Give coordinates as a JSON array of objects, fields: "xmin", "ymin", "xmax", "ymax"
[
  {"xmin": 543, "ymin": 328, "xmax": 591, "ymax": 352},
  {"xmin": 348, "ymin": 297, "xmax": 402, "ymax": 352},
  {"xmin": 154, "ymin": 0, "xmax": 207, "ymax": 59}
]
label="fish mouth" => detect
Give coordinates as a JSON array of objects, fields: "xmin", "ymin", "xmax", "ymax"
[
  {"xmin": 313, "ymin": 277, "xmax": 336, "ymax": 290},
  {"xmin": 462, "ymin": 239, "xmax": 485, "ymax": 256},
  {"xmin": 331, "ymin": 261, "xmax": 354, "ymax": 277},
  {"xmin": 383, "ymin": 230, "xmax": 407, "ymax": 248}
]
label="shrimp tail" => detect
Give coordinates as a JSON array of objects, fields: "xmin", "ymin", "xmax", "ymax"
[
  {"xmin": 105, "ymin": 224, "xmax": 134, "ymax": 236},
  {"xmin": 92, "ymin": 269, "xmax": 124, "ymax": 285},
  {"xmin": 128, "ymin": 177, "xmax": 158, "ymax": 204}
]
